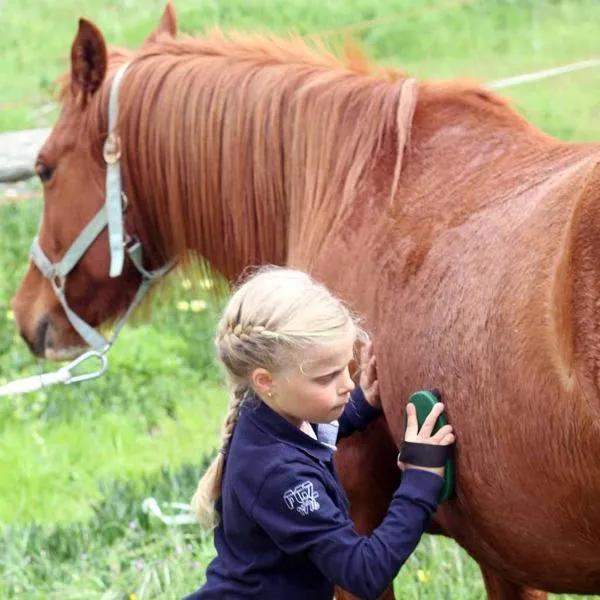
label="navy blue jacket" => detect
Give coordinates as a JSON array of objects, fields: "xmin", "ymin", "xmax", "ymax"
[{"xmin": 184, "ymin": 388, "xmax": 443, "ymax": 600}]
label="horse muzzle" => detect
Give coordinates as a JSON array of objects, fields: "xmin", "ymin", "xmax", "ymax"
[{"xmin": 21, "ymin": 313, "xmax": 87, "ymax": 361}]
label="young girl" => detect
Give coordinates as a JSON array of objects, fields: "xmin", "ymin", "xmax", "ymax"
[{"xmin": 185, "ymin": 267, "xmax": 454, "ymax": 600}]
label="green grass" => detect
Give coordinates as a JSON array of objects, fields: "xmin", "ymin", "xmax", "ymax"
[
  {"xmin": 1, "ymin": 461, "xmax": 217, "ymax": 600},
  {"xmin": 2, "ymin": 0, "xmax": 600, "ymax": 598},
  {"xmin": 0, "ymin": 387, "xmax": 226, "ymax": 524}
]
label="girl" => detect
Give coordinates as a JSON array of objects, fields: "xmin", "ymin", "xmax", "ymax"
[{"xmin": 185, "ymin": 267, "xmax": 454, "ymax": 600}]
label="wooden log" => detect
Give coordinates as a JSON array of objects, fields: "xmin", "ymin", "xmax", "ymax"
[{"xmin": 0, "ymin": 128, "xmax": 51, "ymax": 183}]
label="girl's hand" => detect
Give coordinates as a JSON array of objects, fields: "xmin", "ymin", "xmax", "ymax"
[
  {"xmin": 398, "ymin": 402, "xmax": 455, "ymax": 477},
  {"xmin": 359, "ymin": 342, "xmax": 380, "ymax": 409}
]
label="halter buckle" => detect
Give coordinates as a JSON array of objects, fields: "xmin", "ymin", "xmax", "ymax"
[{"xmin": 103, "ymin": 132, "xmax": 122, "ymax": 165}]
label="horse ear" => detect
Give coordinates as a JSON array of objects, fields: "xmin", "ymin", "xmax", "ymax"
[
  {"xmin": 144, "ymin": 2, "xmax": 178, "ymax": 45},
  {"xmin": 70, "ymin": 18, "xmax": 108, "ymax": 100}
]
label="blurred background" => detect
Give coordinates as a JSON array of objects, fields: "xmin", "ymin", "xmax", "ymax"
[{"xmin": 1, "ymin": 1, "xmax": 599, "ymax": 598}]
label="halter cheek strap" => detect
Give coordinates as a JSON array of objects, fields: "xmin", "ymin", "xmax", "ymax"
[
  {"xmin": 28, "ymin": 62, "xmax": 176, "ymax": 354},
  {"xmin": 105, "ymin": 62, "xmax": 129, "ymax": 278}
]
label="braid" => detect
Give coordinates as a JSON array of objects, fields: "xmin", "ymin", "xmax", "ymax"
[
  {"xmin": 224, "ymin": 322, "xmax": 271, "ymax": 341},
  {"xmin": 219, "ymin": 384, "xmax": 247, "ymax": 455},
  {"xmin": 191, "ymin": 383, "xmax": 248, "ymax": 529}
]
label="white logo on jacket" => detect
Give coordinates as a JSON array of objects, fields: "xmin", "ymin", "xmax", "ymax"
[{"xmin": 283, "ymin": 481, "xmax": 320, "ymax": 515}]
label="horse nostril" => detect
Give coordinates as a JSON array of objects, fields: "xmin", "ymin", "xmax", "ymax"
[{"xmin": 32, "ymin": 315, "xmax": 51, "ymax": 358}]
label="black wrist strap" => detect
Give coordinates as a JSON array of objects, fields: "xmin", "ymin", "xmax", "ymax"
[{"xmin": 398, "ymin": 441, "xmax": 450, "ymax": 468}]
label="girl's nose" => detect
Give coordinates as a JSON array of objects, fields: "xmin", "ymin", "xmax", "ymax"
[{"xmin": 339, "ymin": 368, "xmax": 355, "ymax": 394}]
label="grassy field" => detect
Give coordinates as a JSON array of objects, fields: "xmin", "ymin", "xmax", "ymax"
[{"xmin": 1, "ymin": 0, "xmax": 600, "ymax": 598}]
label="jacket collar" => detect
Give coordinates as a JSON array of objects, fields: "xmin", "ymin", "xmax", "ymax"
[{"xmin": 242, "ymin": 394, "xmax": 335, "ymax": 462}]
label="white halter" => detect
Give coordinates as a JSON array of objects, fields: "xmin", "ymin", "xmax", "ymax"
[{"xmin": 1, "ymin": 63, "xmax": 175, "ymax": 396}]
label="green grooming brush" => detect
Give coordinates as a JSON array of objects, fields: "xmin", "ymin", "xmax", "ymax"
[{"xmin": 404, "ymin": 389, "xmax": 454, "ymax": 502}]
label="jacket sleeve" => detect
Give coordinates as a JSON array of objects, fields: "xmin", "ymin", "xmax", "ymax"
[
  {"xmin": 250, "ymin": 461, "xmax": 443, "ymax": 600},
  {"xmin": 337, "ymin": 386, "xmax": 382, "ymax": 440}
]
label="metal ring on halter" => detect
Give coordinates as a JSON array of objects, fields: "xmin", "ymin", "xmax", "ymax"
[
  {"xmin": 52, "ymin": 273, "xmax": 66, "ymax": 291},
  {"xmin": 124, "ymin": 233, "xmax": 137, "ymax": 248},
  {"xmin": 61, "ymin": 350, "xmax": 109, "ymax": 384},
  {"xmin": 103, "ymin": 132, "xmax": 122, "ymax": 164}
]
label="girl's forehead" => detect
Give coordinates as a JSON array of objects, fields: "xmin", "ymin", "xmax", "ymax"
[{"xmin": 299, "ymin": 340, "xmax": 355, "ymax": 374}]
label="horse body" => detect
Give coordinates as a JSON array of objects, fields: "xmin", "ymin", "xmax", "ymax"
[
  {"xmin": 301, "ymin": 89, "xmax": 600, "ymax": 594},
  {"xmin": 309, "ymin": 134, "xmax": 600, "ymax": 594},
  {"xmin": 11, "ymin": 5, "xmax": 600, "ymax": 598}
]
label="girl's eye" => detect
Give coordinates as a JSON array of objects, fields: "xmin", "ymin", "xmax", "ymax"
[
  {"xmin": 315, "ymin": 372, "xmax": 338, "ymax": 385},
  {"xmin": 35, "ymin": 163, "xmax": 55, "ymax": 183}
]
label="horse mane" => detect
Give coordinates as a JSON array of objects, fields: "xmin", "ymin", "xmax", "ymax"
[{"xmin": 61, "ymin": 29, "xmax": 524, "ymax": 278}]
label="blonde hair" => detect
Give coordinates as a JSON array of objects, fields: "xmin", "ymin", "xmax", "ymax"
[{"xmin": 192, "ymin": 266, "xmax": 366, "ymax": 529}]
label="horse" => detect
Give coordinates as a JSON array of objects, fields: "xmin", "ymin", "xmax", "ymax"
[{"xmin": 11, "ymin": 4, "xmax": 600, "ymax": 599}]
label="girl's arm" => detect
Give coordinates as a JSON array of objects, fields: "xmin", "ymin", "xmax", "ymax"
[
  {"xmin": 250, "ymin": 461, "xmax": 442, "ymax": 600},
  {"xmin": 337, "ymin": 385, "xmax": 382, "ymax": 439}
]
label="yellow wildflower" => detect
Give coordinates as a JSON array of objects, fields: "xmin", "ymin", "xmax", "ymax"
[
  {"xmin": 417, "ymin": 568, "xmax": 430, "ymax": 584},
  {"xmin": 191, "ymin": 300, "xmax": 207, "ymax": 312}
]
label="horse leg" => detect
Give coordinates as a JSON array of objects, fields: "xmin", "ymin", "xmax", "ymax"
[
  {"xmin": 481, "ymin": 566, "xmax": 548, "ymax": 600},
  {"xmin": 334, "ymin": 417, "xmax": 401, "ymax": 600}
]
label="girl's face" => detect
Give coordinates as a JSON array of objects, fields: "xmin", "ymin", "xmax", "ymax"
[{"xmin": 266, "ymin": 339, "xmax": 356, "ymax": 426}]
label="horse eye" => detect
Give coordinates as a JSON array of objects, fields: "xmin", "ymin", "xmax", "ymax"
[{"xmin": 35, "ymin": 163, "xmax": 54, "ymax": 183}]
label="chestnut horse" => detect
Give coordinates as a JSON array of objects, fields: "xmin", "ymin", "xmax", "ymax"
[{"xmin": 11, "ymin": 4, "xmax": 600, "ymax": 599}]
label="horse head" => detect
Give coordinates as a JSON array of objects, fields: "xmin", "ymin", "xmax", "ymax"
[{"xmin": 11, "ymin": 5, "xmax": 178, "ymax": 360}]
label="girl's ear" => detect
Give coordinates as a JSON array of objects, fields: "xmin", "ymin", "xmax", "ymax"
[{"xmin": 251, "ymin": 368, "xmax": 274, "ymax": 395}]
